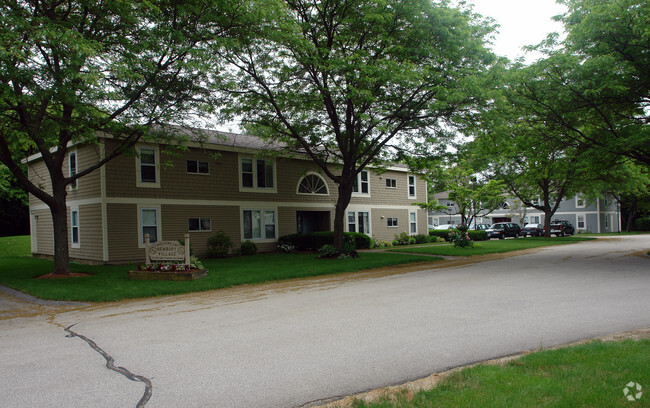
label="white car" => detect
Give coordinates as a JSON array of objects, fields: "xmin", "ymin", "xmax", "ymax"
[{"xmin": 433, "ymin": 224, "xmax": 456, "ymax": 230}]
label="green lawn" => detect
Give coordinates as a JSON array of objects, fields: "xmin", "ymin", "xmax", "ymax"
[
  {"xmin": 389, "ymin": 237, "xmax": 595, "ymax": 257},
  {"xmin": 0, "ymin": 236, "xmax": 439, "ymax": 302},
  {"xmin": 352, "ymin": 339, "xmax": 650, "ymax": 408}
]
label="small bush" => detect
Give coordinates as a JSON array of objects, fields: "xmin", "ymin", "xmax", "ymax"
[
  {"xmin": 189, "ymin": 255, "xmax": 204, "ymax": 269},
  {"xmin": 632, "ymin": 217, "xmax": 650, "ymax": 231},
  {"xmin": 373, "ymin": 240, "xmax": 393, "ymax": 249},
  {"xmin": 205, "ymin": 231, "xmax": 233, "ymax": 258},
  {"xmin": 277, "ymin": 231, "xmax": 371, "ymax": 251},
  {"xmin": 449, "ymin": 229, "xmax": 473, "ymax": 248},
  {"xmin": 318, "ymin": 244, "xmax": 338, "ymax": 258},
  {"xmin": 393, "ymin": 231, "xmax": 411, "ymax": 245},
  {"xmin": 429, "ymin": 229, "xmax": 452, "ymax": 241},
  {"xmin": 468, "ymin": 230, "xmax": 488, "ymax": 241},
  {"xmin": 414, "ymin": 234, "xmax": 429, "ymax": 244},
  {"xmin": 240, "ymin": 240, "xmax": 257, "ymax": 256},
  {"xmin": 277, "ymin": 242, "xmax": 298, "ymax": 253}
]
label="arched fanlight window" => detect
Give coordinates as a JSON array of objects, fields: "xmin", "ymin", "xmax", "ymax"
[{"xmin": 297, "ymin": 173, "xmax": 329, "ymax": 195}]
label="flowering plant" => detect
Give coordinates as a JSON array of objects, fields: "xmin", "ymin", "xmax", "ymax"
[
  {"xmin": 448, "ymin": 228, "xmax": 473, "ymax": 248},
  {"xmin": 136, "ymin": 263, "xmax": 190, "ymax": 272}
]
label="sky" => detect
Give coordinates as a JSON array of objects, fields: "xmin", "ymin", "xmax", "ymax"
[{"xmin": 466, "ymin": 0, "xmax": 567, "ymax": 63}]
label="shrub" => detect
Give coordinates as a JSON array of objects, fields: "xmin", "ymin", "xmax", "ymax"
[
  {"xmin": 449, "ymin": 229, "xmax": 473, "ymax": 248},
  {"xmin": 318, "ymin": 244, "xmax": 338, "ymax": 258},
  {"xmin": 189, "ymin": 255, "xmax": 204, "ymax": 269},
  {"xmin": 277, "ymin": 241, "xmax": 298, "ymax": 254},
  {"xmin": 467, "ymin": 230, "xmax": 488, "ymax": 241},
  {"xmin": 240, "ymin": 240, "xmax": 258, "ymax": 256},
  {"xmin": 277, "ymin": 231, "xmax": 371, "ymax": 251},
  {"xmin": 205, "ymin": 231, "xmax": 233, "ymax": 258},
  {"xmin": 429, "ymin": 229, "xmax": 452, "ymax": 241},
  {"xmin": 373, "ymin": 240, "xmax": 393, "ymax": 249},
  {"xmin": 632, "ymin": 217, "xmax": 650, "ymax": 231},
  {"xmin": 393, "ymin": 231, "xmax": 411, "ymax": 245},
  {"xmin": 414, "ymin": 234, "xmax": 429, "ymax": 244}
]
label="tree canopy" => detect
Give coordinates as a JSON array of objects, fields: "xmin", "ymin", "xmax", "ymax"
[{"xmin": 218, "ymin": 0, "xmax": 496, "ymax": 251}]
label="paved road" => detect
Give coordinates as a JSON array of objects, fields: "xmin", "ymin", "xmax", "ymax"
[{"xmin": 1, "ymin": 236, "xmax": 649, "ymax": 408}]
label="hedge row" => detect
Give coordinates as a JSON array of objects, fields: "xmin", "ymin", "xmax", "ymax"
[
  {"xmin": 429, "ymin": 229, "xmax": 488, "ymax": 241},
  {"xmin": 278, "ymin": 231, "xmax": 372, "ymax": 251}
]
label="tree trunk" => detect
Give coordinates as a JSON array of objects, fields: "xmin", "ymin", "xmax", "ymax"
[
  {"xmin": 624, "ymin": 197, "xmax": 638, "ymax": 233},
  {"xmin": 333, "ymin": 181, "xmax": 354, "ymax": 254},
  {"xmin": 50, "ymin": 182, "xmax": 71, "ymax": 275},
  {"xmin": 542, "ymin": 209, "xmax": 553, "ymax": 238}
]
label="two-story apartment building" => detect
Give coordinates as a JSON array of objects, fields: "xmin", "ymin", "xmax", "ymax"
[
  {"xmin": 429, "ymin": 192, "xmax": 620, "ymax": 233},
  {"xmin": 28, "ymin": 129, "xmax": 427, "ymax": 264}
]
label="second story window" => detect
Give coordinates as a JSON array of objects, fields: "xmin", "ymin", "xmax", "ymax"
[
  {"xmin": 408, "ymin": 175, "xmax": 416, "ymax": 198},
  {"xmin": 139, "ymin": 147, "xmax": 157, "ymax": 183},
  {"xmin": 68, "ymin": 151, "xmax": 77, "ymax": 190},
  {"xmin": 187, "ymin": 160, "xmax": 209, "ymax": 175},
  {"xmin": 240, "ymin": 157, "xmax": 275, "ymax": 191},
  {"xmin": 353, "ymin": 170, "xmax": 369, "ymax": 195}
]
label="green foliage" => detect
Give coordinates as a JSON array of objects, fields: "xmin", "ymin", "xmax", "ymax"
[
  {"xmin": 239, "ymin": 240, "xmax": 258, "ymax": 256},
  {"xmin": 632, "ymin": 217, "xmax": 650, "ymax": 231},
  {"xmin": 429, "ymin": 230, "xmax": 452, "ymax": 241},
  {"xmin": 448, "ymin": 229, "xmax": 473, "ymax": 248},
  {"xmin": 467, "ymin": 230, "xmax": 488, "ymax": 241},
  {"xmin": 414, "ymin": 234, "xmax": 430, "ymax": 244},
  {"xmin": 205, "ymin": 231, "xmax": 233, "ymax": 258},
  {"xmin": 189, "ymin": 255, "xmax": 204, "ymax": 270},
  {"xmin": 278, "ymin": 232, "xmax": 371, "ymax": 251},
  {"xmin": 318, "ymin": 244, "xmax": 339, "ymax": 258}
]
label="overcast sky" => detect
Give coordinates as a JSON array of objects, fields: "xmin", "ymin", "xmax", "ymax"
[{"xmin": 467, "ymin": 0, "xmax": 567, "ymax": 63}]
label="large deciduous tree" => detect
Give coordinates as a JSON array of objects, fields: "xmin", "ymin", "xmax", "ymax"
[
  {"xmin": 0, "ymin": 0, "xmax": 247, "ymax": 274},
  {"xmin": 517, "ymin": 0, "xmax": 649, "ymax": 166},
  {"xmin": 218, "ymin": 0, "xmax": 495, "ymax": 252}
]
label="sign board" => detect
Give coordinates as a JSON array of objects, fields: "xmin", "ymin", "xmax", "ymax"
[{"xmin": 145, "ymin": 233, "xmax": 191, "ymax": 266}]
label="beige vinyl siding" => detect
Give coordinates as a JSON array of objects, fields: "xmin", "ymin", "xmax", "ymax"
[
  {"xmin": 67, "ymin": 145, "xmax": 102, "ymax": 200},
  {"xmin": 28, "ymin": 159, "xmax": 52, "ymax": 207},
  {"xmin": 371, "ymin": 209, "xmax": 411, "ymax": 242},
  {"xmin": 31, "ymin": 209, "xmax": 54, "ymax": 256},
  {"xmin": 162, "ymin": 204, "xmax": 240, "ymax": 258},
  {"xmin": 68, "ymin": 204, "xmax": 104, "ymax": 262},
  {"xmin": 106, "ymin": 203, "xmax": 142, "ymax": 263}
]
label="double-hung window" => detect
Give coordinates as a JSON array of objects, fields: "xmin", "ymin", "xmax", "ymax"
[
  {"xmin": 240, "ymin": 157, "xmax": 275, "ymax": 191},
  {"xmin": 409, "ymin": 212, "xmax": 417, "ymax": 234},
  {"xmin": 137, "ymin": 146, "xmax": 160, "ymax": 188},
  {"xmin": 68, "ymin": 151, "xmax": 77, "ymax": 190},
  {"xmin": 243, "ymin": 209, "xmax": 276, "ymax": 240},
  {"xmin": 348, "ymin": 211, "xmax": 370, "ymax": 234},
  {"xmin": 141, "ymin": 208, "xmax": 159, "ymax": 244},
  {"xmin": 576, "ymin": 194, "xmax": 585, "ymax": 208},
  {"xmin": 353, "ymin": 171, "xmax": 369, "ymax": 195},
  {"xmin": 70, "ymin": 209, "xmax": 80, "ymax": 248},
  {"xmin": 408, "ymin": 175, "xmax": 416, "ymax": 198}
]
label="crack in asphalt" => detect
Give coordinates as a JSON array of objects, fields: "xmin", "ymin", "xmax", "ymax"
[{"xmin": 65, "ymin": 324, "xmax": 152, "ymax": 408}]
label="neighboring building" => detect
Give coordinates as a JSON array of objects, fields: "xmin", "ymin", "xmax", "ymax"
[
  {"xmin": 28, "ymin": 128, "xmax": 427, "ymax": 264},
  {"xmin": 429, "ymin": 192, "xmax": 620, "ymax": 233}
]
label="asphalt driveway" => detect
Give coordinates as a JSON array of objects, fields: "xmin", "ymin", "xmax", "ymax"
[{"xmin": 1, "ymin": 235, "xmax": 649, "ymax": 407}]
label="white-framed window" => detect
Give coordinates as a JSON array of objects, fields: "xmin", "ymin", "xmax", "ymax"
[
  {"xmin": 186, "ymin": 160, "xmax": 209, "ymax": 175},
  {"xmin": 139, "ymin": 206, "xmax": 160, "ymax": 246},
  {"xmin": 240, "ymin": 156, "xmax": 276, "ymax": 192},
  {"xmin": 407, "ymin": 175, "xmax": 416, "ymax": 199},
  {"xmin": 297, "ymin": 173, "xmax": 329, "ymax": 195},
  {"xmin": 68, "ymin": 150, "xmax": 78, "ymax": 190},
  {"xmin": 577, "ymin": 215, "xmax": 585, "ymax": 229},
  {"xmin": 387, "ymin": 217, "xmax": 398, "ymax": 227},
  {"xmin": 352, "ymin": 170, "xmax": 370, "ymax": 195},
  {"xmin": 188, "ymin": 217, "xmax": 211, "ymax": 232},
  {"xmin": 70, "ymin": 208, "xmax": 80, "ymax": 248},
  {"xmin": 385, "ymin": 178, "xmax": 397, "ymax": 188},
  {"xmin": 136, "ymin": 145, "xmax": 160, "ymax": 188},
  {"xmin": 347, "ymin": 211, "xmax": 370, "ymax": 234},
  {"xmin": 531, "ymin": 216, "xmax": 540, "ymax": 224},
  {"xmin": 576, "ymin": 194, "xmax": 585, "ymax": 208},
  {"xmin": 242, "ymin": 209, "xmax": 276, "ymax": 240},
  {"xmin": 409, "ymin": 211, "xmax": 417, "ymax": 234}
]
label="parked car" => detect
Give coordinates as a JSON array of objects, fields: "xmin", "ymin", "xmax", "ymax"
[
  {"xmin": 474, "ymin": 223, "xmax": 491, "ymax": 231},
  {"xmin": 549, "ymin": 220, "xmax": 575, "ymax": 236},
  {"xmin": 434, "ymin": 224, "xmax": 456, "ymax": 230},
  {"xmin": 521, "ymin": 223, "xmax": 544, "ymax": 237},
  {"xmin": 486, "ymin": 223, "xmax": 521, "ymax": 239}
]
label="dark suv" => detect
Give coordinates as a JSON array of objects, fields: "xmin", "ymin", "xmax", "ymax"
[
  {"xmin": 549, "ymin": 220, "xmax": 575, "ymax": 236},
  {"xmin": 486, "ymin": 223, "xmax": 521, "ymax": 239}
]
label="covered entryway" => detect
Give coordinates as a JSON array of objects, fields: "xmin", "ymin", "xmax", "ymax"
[{"xmin": 297, "ymin": 211, "xmax": 330, "ymax": 234}]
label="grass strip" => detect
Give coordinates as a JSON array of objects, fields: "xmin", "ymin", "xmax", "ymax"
[
  {"xmin": 0, "ymin": 236, "xmax": 439, "ymax": 302},
  {"xmin": 388, "ymin": 237, "xmax": 595, "ymax": 257},
  {"xmin": 351, "ymin": 339, "xmax": 650, "ymax": 408}
]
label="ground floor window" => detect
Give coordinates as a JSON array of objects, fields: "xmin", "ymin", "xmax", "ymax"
[
  {"xmin": 387, "ymin": 217, "xmax": 398, "ymax": 227},
  {"xmin": 530, "ymin": 216, "xmax": 540, "ymax": 224},
  {"xmin": 409, "ymin": 212, "xmax": 417, "ymax": 234},
  {"xmin": 71, "ymin": 209, "xmax": 80, "ymax": 248},
  {"xmin": 348, "ymin": 211, "xmax": 370, "ymax": 234},
  {"xmin": 243, "ymin": 209, "xmax": 276, "ymax": 240},
  {"xmin": 141, "ymin": 208, "xmax": 159, "ymax": 243},
  {"xmin": 577, "ymin": 215, "xmax": 585, "ymax": 229}
]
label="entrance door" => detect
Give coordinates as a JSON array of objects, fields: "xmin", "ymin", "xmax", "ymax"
[{"xmin": 297, "ymin": 211, "xmax": 331, "ymax": 234}]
